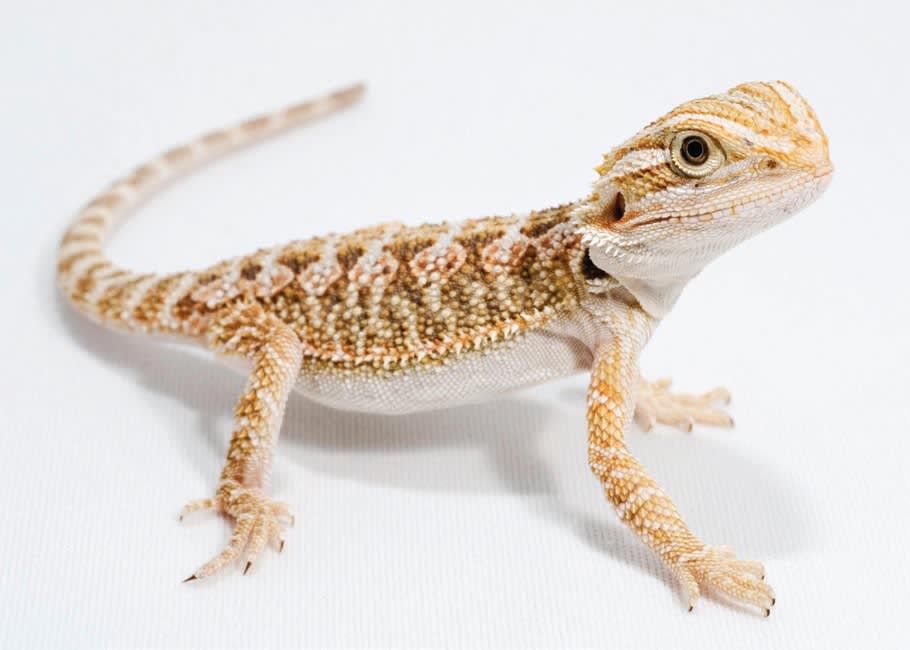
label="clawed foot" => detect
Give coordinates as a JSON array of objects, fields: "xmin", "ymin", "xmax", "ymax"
[
  {"xmin": 673, "ymin": 545, "xmax": 775, "ymax": 616},
  {"xmin": 179, "ymin": 481, "xmax": 293, "ymax": 581},
  {"xmin": 635, "ymin": 377, "xmax": 733, "ymax": 432}
]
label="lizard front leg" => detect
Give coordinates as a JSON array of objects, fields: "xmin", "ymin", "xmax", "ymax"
[
  {"xmin": 180, "ymin": 303, "xmax": 303, "ymax": 581},
  {"xmin": 635, "ymin": 376, "xmax": 733, "ymax": 432},
  {"xmin": 587, "ymin": 309, "xmax": 774, "ymax": 614}
]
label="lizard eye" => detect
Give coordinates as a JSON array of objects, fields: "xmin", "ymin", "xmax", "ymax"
[{"xmin": 669, "ymin": 131, "xmax": 724, "ymax": 178}]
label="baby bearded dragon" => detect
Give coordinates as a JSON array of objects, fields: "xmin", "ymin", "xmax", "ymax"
[{"xmin": 57, "ymin": 81, "xmax": 831, "ymax": 615}]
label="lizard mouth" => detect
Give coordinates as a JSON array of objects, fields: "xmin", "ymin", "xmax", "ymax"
[
  {"xmin": 628, "ymin": 171, "xmax": 832, "ymax": 231},
  {"xmin": 631, "ymin": 215, "xmax": 678, "ymax": 229}
]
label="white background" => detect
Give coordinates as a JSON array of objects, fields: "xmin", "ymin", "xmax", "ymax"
[{"xmin": 2, "ymin": 1, "xmax": 909, "ymax": 648}]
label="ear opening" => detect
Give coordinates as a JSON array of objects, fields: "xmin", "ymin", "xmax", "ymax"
[
  {"xmin": 596, "ymin": 191, "xmax": 625, "ymax": 226},
  {"xmin": 612, "ymin": 192, "xmax": 626, "ymax": 222}
]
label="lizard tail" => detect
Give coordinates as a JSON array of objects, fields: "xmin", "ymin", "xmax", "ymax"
[{"xmin": 57, "ymin": 83, "xmax": 365, "ymax": 332}]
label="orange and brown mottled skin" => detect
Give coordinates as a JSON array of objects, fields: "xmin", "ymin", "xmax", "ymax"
[
  {"xmin": 258, "ymin": 207, "xmax": 583, "ymax": 373},
  {"xmin": 76, "ymin": 204, "xmax": 587, "ymax": 375}
]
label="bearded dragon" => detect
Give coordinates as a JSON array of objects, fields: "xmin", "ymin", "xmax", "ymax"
[{"xmin": 57, "ymin": 81, "xmax": 832, "ymax": 615}]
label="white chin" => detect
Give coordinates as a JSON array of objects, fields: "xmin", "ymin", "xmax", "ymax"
[{"xmin": 586, "ymin": 239, "xmax": 706, "ymax": 283}]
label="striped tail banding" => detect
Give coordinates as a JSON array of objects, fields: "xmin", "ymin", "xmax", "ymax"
[{"xmin": 57, "ymin": 83, "xmax": 366, "ymax": 337}]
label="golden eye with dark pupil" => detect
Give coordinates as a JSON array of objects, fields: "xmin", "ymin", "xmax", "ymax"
[
  {"xmin": 681, "ymin": 135, "xmax": 709, "ymax": 165},
  {"xmin": 669, "ymin": 130, "xmax": 724, "ymax": 178}
]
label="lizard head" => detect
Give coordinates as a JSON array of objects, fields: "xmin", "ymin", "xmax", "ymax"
[{"xmin": 573, "ymin": 80, "xmax": 832, "ymax": 312}]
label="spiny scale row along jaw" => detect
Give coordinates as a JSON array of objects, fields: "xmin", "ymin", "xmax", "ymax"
[{"xmin": 573, "ymin": 80, "xmax": 833, "ymax": 290}]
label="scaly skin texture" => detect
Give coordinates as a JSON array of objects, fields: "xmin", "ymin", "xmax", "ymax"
[{"xmin": 57, "ymin": 81, "xmax": 832, "ymax": 614}]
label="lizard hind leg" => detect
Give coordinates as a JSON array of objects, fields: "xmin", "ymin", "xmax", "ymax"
[
  {"xmin": 634, "ymin": 376, "xmax": 733, "ymax": 433},
  {"xmin": 181, "ymin": 303, "xmax": 303, "ymax": 581}
]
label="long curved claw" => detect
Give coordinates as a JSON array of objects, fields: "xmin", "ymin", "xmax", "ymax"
[
  {"xmin": 675, "ymin": 545, "xmax": 775, "ymax": 616},
  {"xmin": 179, "ymin": 487, "xmax": 293, "ymax": 582}
]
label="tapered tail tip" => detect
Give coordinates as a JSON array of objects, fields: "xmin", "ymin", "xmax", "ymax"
[{"xmin": 332, "ymin": 82, "xmax": 367, "ymax": 104}]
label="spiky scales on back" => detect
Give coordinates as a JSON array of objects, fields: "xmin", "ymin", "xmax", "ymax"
[{"xmin": 64, "ymin": 203, "xmax": 585, "ymax": 375}]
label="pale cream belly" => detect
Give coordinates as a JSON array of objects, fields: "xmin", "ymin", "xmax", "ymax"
[{"xmin": 290, "ymin": 311, "xmax": 607, "ymax": 415}]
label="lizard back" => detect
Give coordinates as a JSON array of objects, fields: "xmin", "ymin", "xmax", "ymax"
[{"xmin": 187, "ymin": 205, "xmax": 585, "ymax": 374}]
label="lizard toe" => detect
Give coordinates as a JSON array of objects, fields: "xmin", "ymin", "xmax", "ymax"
[
  {"xmin": 676, "ymin": 545, "xmax": 774, "ymax": 615},
  {"xmin": 635, "ymin": 377, "xmax": 734, "ymax": 432},
  {"xmin": 181, "ymin": 486, "xmax": 293, "ymax": 581}
]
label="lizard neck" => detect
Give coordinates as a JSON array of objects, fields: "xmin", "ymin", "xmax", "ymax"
[
  {"xmin": 606, "ymin": 274, "xmax": 688, "ymax": 319},
  {"xmin": 575, "ymin": 221, "xmax": 693, "ymax": 320}
]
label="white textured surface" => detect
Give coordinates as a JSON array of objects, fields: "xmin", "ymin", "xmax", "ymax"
[{"xmin": 2, "ymin": 1, "xmax": 909, "ymax": 647}]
